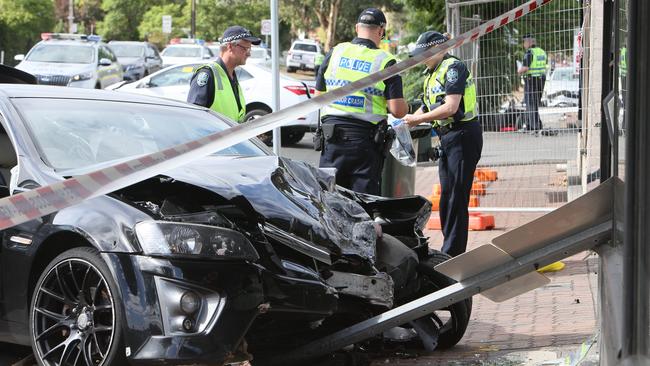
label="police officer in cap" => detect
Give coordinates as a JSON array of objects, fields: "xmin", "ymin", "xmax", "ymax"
[
  {"xmin": 517, "ymin": 34, "xmax": 547, "ymax": 131},
  {"xmin": 187, "ymin": 26, "xmax": 261, "ymax": 122},
  {"xmin": 403, "ymin": 31, "xmax": 482, "ymax": 257},
  {"xmin": 315, "ymin": 8, "xmax": 408, "ymax": 195}
]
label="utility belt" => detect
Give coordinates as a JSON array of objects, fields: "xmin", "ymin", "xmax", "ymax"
[
  {"xmin": 433, "ymin": 118, "xmax": 477, "ymax": 136},
  {"xmin": 313, "ymin": 118, "xmax": 390, "ymax": 153}
]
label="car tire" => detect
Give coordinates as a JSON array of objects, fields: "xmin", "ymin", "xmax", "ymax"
[
  {"xmin": 286, "ymin": 66, "xmax": 296, "ymax": 73},
  {"xmin": 245, "ymin": 109, "xmax": 273, "ymax": 146},
  {"xmin": 281, "ymin": 128, "xmax": 306, "ymax": 146},
  {"xmin": 395, "ymin": 249, "xmax": 472, "ymax": 350},
  {"xmin": 29, "ymin": 247, "xmax": 127, "ymax": 366}
]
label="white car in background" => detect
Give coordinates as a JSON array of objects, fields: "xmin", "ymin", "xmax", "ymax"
[
  {"xmin": 285, "ymin": 39, "xmax": 323, "ymax": 73},
  {"xmin": 109, "ymin": 62, "xmax": 317, "ymax": 146},
  {"xmin": 160, "ymin": 43, "xmax": 214, "ymax": 68},
  {"xmin": 14, "ymin": 33, "xmax": 123, "ymax": 89},
  {"xmin": 542, "ymin": 66, "xmax": 580, "ymax": 107}
]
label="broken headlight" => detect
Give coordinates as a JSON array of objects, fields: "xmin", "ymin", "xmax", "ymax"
[{"xmin": 135, "ymin": 221, "xmax": 259, "ymax": 261}]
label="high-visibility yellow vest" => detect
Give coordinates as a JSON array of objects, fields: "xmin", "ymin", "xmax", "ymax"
[
  {"xmin": 423, "ymin": 56, "xmax": 477, "ymax": 127},
  {"xmin": 526, "ymin": 47, "xmax": 548, "ymax": 77},
  {"xmin": 322, "ymin": 42, "xmax": 395, "ymax": 124},
  {"xmin": 197, "ymin": 62, "xmax": 246, "ymax": 122}
]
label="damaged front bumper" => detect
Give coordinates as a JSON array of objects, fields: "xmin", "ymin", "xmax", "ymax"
[{"xmin": 102, "ymin": 253, "xmax": 264, "ymax": 365}]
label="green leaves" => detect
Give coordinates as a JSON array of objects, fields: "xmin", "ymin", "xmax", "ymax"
[{"xmin": 0, "ymin": 0, "xmax": 55, "ymax": 66}]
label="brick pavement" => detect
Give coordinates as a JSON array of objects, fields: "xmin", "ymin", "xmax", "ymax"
[{"xmin": 373, "ymin": 164, "xmax": 600, "ymax": 365}]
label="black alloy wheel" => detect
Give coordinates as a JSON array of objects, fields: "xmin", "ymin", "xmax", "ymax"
[{"xmin": 30, "ymin": 247, "xmax": 126, "ymax": 366}]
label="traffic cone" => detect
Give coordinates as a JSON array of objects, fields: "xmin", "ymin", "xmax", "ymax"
[
  {"xmin": 427, "ymin": 194, "xmax": 440, "ymax": 211},
  {"xmin": 475, "ymin": 168, "xmax": 498, "ymax": 182},
  {"xmin": 468, "ymin": 212, "xmax": 495, "ymax": 230}
]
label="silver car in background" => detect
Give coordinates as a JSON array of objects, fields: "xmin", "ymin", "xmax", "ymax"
[
  {"xmin": 14, "ymin": 33, "xmax": 123, "ymax": 89},
  {"xmin": 108, "ymin": 41, "xmax": 163, "ymax": 81}
]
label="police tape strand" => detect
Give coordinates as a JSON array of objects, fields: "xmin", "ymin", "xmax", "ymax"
[{"xmin": 0, "ymin": 0, "xmax": 553, "ymax": 231}]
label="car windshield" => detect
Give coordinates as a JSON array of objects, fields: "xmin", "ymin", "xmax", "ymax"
[
  {"xmin": 552, "ymin": 68, "xmax": 578, "ymax": 81},
  {"xmin": 162, "ymin": 47, "xmax": 202, "ymax": 57},
  {"xmin": 250, "ymin": 48, "xmax": 267, "ymax": 59},
  {"xmin": 26, "ymin": 44, "xmax": 94, "ymax": 64},
  {"xmin": 13, "ymin": 98, "xmax": 266, "ymax": 171},
  {"xmin": 293, "ymin": 43, "xmax": 317, "ymax": 52},
  {"xmin": 110, "ymin": 44, "xmax": 145, "ymax": 57}
]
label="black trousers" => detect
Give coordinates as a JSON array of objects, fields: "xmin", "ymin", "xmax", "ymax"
[
  {"xmin": 523, "ymin": 76, "xmax": 545, "ymax": 131},
  {"xmin": 319, "ymin": 121, "xmax": 383, "ymax": 195},
  {"xmin": 438, "ymin": 121, "xmax": 483, "ymax": 257}
]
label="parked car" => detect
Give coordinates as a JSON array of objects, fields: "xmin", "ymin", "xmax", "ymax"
[
  {"xmin": 479, "ymin": 97, "xmax": 525, "ymax": 132},
  {"xmin": 0, "ymin": 81, "xmax": 470, "ymax": 365},
  {"xmin": 541, "ymin": 66, "xmax": 580, "ymax": 107},
  {"xmin": 108, "ymin": 41, "xmax": 163, "ymax": 81},
  {"xmin": 248, "ymin": 46, "xmax": 271, "ymax": 66},
  {"xmin": 14, "ymin": 33, "xmax": 123, "ymax": 89},
  {"xmin": 109, "ymin": 62, "xmax": 318, "ymax": 146},
  {"xmin": 160, "ymin": 42, "xmax": 214, "ymax": 68},
  {"xmin": 285, "ymin": 39, "xmax": 323, "ymax": 73}
]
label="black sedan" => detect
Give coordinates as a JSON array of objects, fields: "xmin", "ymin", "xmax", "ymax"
[
  {"xmin": 108, "ymin": 41, "xmax": 163, "ymax": 81},
  {"xmin": 0, "ymin": 84, "xmax": 469, "ymax": 365}
]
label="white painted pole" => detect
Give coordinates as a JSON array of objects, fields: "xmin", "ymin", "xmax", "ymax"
[{"xmin": 271, "ymin": 0, "xmax": 281, "ymax": 155}]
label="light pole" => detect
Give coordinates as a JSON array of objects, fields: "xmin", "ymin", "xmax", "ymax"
[
  {"xmin": 68, "ymin": 0, "xmax": 74, "ymax": 33},
  {"xmin": 191, "ymin": 0, "xmax": 196, "ymax": 39}
]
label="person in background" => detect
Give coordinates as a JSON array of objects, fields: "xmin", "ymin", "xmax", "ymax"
[
  {"xmin": 187, "ymin": 26, "xmax": 261, "ymax": 122},
  {"xmin": 517, "ymin": 34, "xmax": 547, "ymax": 132}
]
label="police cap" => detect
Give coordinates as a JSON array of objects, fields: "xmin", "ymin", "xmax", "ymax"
[{"xmin": 220, "ymin": 25, "xmax": 261, "ymax": 45}]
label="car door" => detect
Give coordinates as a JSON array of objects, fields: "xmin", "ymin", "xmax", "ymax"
[
  {"xmin": 97, "ymin": 46, "xmax": 119, "ymax": 88},
  {"xmin": 103, "ymin": 46, "xmax": 123, "ymax": 86},
  {"xmin": 142, "ymin": 64, "xmax": 199, "ymax": 101},
  {"xmin": 145, "ymin": 44, "xmax": 163, "ymax": 74}
]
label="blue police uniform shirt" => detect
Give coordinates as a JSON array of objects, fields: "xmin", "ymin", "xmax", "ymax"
[
  {"xmin": 187, "ymin": 57, "xmax": 243, "ymax": 113},
  {"xmin": 315, "ymin": 37, "xmax": 404, "ymax": 103}
]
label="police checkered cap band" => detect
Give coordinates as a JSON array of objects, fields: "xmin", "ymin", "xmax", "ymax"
[
  {"xmin": 415, "ymin": 38, "xmax": 447, "ymax": 49},
  {"xmin": 221, "ymin": 32, "xmax": 251, "ymax": 43}
]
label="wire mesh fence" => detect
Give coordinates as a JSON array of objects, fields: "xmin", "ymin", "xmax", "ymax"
[{"xmin": 443, "ymin": 0, "xmax": 594, "ymax": 210}]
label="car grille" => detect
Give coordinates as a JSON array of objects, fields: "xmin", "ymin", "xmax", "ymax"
[{"xmin": 36, "ymin": 75, "xmax": 71, "ymax": 86}]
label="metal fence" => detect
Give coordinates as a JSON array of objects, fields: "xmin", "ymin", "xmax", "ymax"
[{"xmin": 444, "ymin": 0, "xmax": 595, "ymax": 210}]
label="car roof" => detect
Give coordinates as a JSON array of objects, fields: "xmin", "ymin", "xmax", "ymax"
[
  {"xmin": 0, "ymin": 84, "xmax": 204, "ymax": 109},
  {"xmin": 37, "ymin": 40, "xmax": 99, "ymax": 47},
  {"xmin": 109, "ymin": 41, "xmax": 147, "ymax": 44}
]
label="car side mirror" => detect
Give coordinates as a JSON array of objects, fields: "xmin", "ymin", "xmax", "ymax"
[
  {"xmin": 14, "ymin": 54, "xmax": 24, "ymax": 61},
  {"xmin": 202, "ymin": 54, "xmax": 212, "ymax": 59},
  {"xmin": 99, "ymin": 58, "xmax": 112, "ymax": 66}
]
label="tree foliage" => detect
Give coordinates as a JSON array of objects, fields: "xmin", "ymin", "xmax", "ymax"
[
  {"xmin": 0, "ymin": 0, "xmax": 55, "ymax": 66},
  {"xmin": 138, "ymin": 3, "xmax": 187, "ymax": 48},
  {"xmin": 96, "ymin": 0, "xmax": 150, "ymax": 40}
]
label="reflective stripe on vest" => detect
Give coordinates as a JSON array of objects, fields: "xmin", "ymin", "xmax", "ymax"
[
  {"xmin": 620, "ymin": 47, "xmax": 627, "ymax": 77},
  {"xmin": 321, "ymin": 42, "xmax": 395, "ymax": 124},
  {"xmin": 526, "ymin": 47, "xmax": 548, "ymax": 77},
  {"xmin": 423, "ymin": 57, "xmax": 477, "ymax": 127},
  {"xmin": 200, "ymin": 62, "xmax": 246, "ymax": 122}
]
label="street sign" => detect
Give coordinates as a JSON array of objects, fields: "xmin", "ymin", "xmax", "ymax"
[
  {"xmin": 261, "ymin": 19, "xmax": 272, "ymax": 36},
  {"xmin": 162, "ymin": 15, "xmax": 172, "ymax": 34}
]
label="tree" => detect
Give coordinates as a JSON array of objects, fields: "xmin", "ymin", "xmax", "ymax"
[
  {"xmin": 194, "ymin": 0, "xmax": 270, "ymax": 42},
  {"xmin": 96, "ymin": 0, "xmax": 149, "ymax": 40},
  {"xmin": 138, "ymin": 3, "xmax": 187, "ymax": 47},
  {"xmin": 281, "ymin": 0, "xmax": 402, "ymax": 52},
  {"xmin": 0, "ymin": 0, "xmax": 55, "ymax": 66}
]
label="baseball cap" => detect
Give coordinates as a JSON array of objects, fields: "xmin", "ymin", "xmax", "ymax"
[
  {"xmin": 409, "ymin": 31, "xmax": 449, "ymax": 57},
  {"xmin": 220, "ymin": 25, "xmax": 261, "ymax": 45},
  {"xmin": 357, "ymin": 8, "xmax": 387, "ymax": 27},
  {"xmin": 522, "ymin": 33, "xmax": 535, "ymax": 40}
]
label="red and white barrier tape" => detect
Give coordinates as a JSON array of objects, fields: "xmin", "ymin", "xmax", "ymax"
[{"xmin": 0, "ymin": 0, "xmax": 553, "ymax": 231}]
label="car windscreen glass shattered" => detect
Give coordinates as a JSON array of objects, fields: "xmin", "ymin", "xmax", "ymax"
[{"xmin": 13, "ymin": 98, "xmax": 265, "ymax": 171}]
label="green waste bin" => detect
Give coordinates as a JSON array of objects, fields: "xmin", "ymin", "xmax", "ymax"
[{"xmin": 381, "ymin": 124, "xmax": 432, "ymax": 198}]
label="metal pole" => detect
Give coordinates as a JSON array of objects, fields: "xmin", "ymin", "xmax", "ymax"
[
  {"xmin": 622, "ymin": 0, "xmax": 650, "ymax": 363},
  {"xmin": 68, "ymin": 0, "xmax": 74, "ymax": 33},
  {"xmin": 0, "ymin": 51, "xmax": 4, "ymax": 65},
  {"xmin": 271, "ymin": 0, "xmax": 281, "ymax": 154},
  {"xmin": 191, "ymin": 0, "xmax": 196, "ymax": 39},
  {"xmin": 600, "ymin": 0, "xmax": 612, "ymax": 181}
]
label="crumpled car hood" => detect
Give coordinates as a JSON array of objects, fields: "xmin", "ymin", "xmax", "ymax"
[{"xmin": 161, "ymin": 155, "xmax": 378, "ymax": 262}]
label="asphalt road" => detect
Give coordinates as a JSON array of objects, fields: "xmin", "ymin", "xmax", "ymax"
[{"xmin": 276, "ymin": 127, "xmax": 579, "ymax": 168}]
